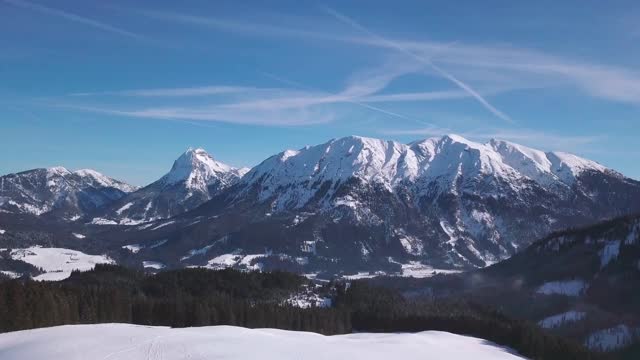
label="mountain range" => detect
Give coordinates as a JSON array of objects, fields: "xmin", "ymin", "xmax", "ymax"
[
  {"xmin": 0, "ymin": 166, "xmax": 137, "ymax": 220},
  {"xmin": 1, "ymin": 134, "xmax": 640, "ymax": 275}
]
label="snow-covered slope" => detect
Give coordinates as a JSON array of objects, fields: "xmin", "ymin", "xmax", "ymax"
[
  {"xmin": 0, "ymin": 324, "xmax": 526, "ymax": 360},
  {"xmin": 244, "ymin": 134, "xmax": 611, "ymax": 210},
  {"xmin": 94, "ymin": 148, "xmax": 248, "ymax": 225},
  {"xmin": 0, "ymin": 167, "xmax": 136, "ymax": 219}
]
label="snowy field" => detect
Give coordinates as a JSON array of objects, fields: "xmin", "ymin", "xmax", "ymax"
[
  {"xmin": 9, "ymin": 246, "xmax": 114, "ymax": 281},
  {"xmin": 585, "ymin": 325, "xmax": 637, "ymax": 351},
  {"xmin": 538, "ymin": 311, "xmax": 585, "ymax": 329},
  {"xmin": 0, "ymin": 324, "xmax": 526, "ymax": 360},
  {"xmin": 535, "ymin": 280, "xmax": 587, "ymax": 296}
]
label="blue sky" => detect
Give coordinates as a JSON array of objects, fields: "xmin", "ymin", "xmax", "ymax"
[{"xmin": 1, "ymin": 0, "xmax": 640, "ymax": 185}]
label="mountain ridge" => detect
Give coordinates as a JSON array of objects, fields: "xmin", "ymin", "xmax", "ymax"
[
  {"xmin": 106, "ymin": 134, "xmax": 640, "ymax": 274},
  {"xmin": 0, "ymin": 166, "xmax": 136, "ymax": 219},
  {"xmin": 2, "ymin": 134, "xmax": 639, "ymax": 275},
  {"xmin": 90, "ymin": 147, "xmax": 247, "ymax": 225}
]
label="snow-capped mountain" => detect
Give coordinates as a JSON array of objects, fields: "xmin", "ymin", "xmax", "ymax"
[
  {"xmin": 93, "ymin": 148, "xmax": 248, "ymax": 225},
  {"xmin": 3, "ymin": 135, "xmax": 640, "ymax": 276},
  {"xmin": 0, "ymin": 167, "xmax": 136, "ymax": 219},
  {"xmin": 130, "ymin": 134, "xmax": 640, "ymax": 273},
  {"xmin": 243, "ymin": 134, "xmax": 610, "ymax": 210}
]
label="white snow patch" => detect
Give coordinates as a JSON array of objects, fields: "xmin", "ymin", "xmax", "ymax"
[
  {"xmin": 181, "ymin": 244, "xmax": 214, "ymax": 261},
  {"xmin": 239, "ymin": 254, "xmax": 266, "ymax": 270},
  {"xmin": 136, "ymin": 222, "xmax": 155, "ymax": 230},
  {"xmin": 201, "ymin": 252, "xmax": 275, "ymax": 271},
  {"xmin": 205, "ymin": 254, "xmax": 242, "ymax": 269},
  {"xmin": 291, "ymin": 214, "xmax": 310, "ymax": 226},
  {"xmin": 142, "ymin": 261, "xmax": 165, "ymax": 270},
  {"xmin": 585, "ymin": 325, "xmax": 635, "ymax": 351},
  {"xmin": 149, "ymin": 239, "xmax": 168, "ymax": 248},
  {"xmin": 334, "ymin": 196, "xmax": 359, "ymax": 209},
  {"xmin": 0, "ymin": 270, "xmax": 20, "ymax": 279},
  {"xmin": 117, "ymin": 218, "xmax": 147, "ymax": 226},
  {"xmin": 301, "ymin": 241, "xmax": 317, "ymax": 254},
  {"xmin": 90, "ymin": 217, "xmax": 118, "ymax": 225},
  {"xmin": 10, "ymin": 247, "xmax": 114, "ymax": 281},
  {"xmin": 115, "ymin": 202, "xmax": 133, "ymax": 215},
  {"xmin": 440, "ymin": 220, "xmax": 458, "ymax": 245},
  {"xmin": 625, "ymin": 222, "xmax": 639, "ymax": 245},
  {"xmin": 538, "ymin": 311, "xmax": 586, "ymax": 329},
  {"xmin": 0, "ymin": 323, "xmax": 526, "ymax": 360},
  {"xmin": 7, "ymin": 200, "xmax": 48, "ymax": 215},
  {"xmin": 342, "ymin": 271, "xmax": 387, "ymax": 280},
  {"xmin": 0, "ymin": 229, "xmax": 5, "ymax": 235},
  {"xmin": 600, "ymin": 240, "xmax": 620, "ymax": 268},
  {"xmin": 396, "ymin": 229, "xmax": 424, "ymax": 256},
  {"xmin": 536, "ymin": 280, "xmax": 587, "ymax": 296},
  {"xmin": 400, "ymin": 261, "xmax": 463, "ymax": 278},
  {"xmin": 150, "ymin": 221, "xmax": 175, "ymax": 230},
  {"xmin": 285, "ymin": 287, "xmax": 332, "ymax": 309},
  {"xmin": 122, "ymin": 244, "xmax": 144, "ymax": 253},
  {"xmin": 72, "ymin": 233, "xmax": 86, "ymax": 239}
]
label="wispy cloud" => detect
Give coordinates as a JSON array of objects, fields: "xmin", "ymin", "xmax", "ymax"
[
  {"xmin": 320, "ymin": 5, "xmax": 513, "ymax": 124},
  {"xmin": 63, "ymin": 54, "xmax": 478, "ymax": 127},
  {"xmin": 140, "ymin": 11, "xmax": 337, "ymax": 42},
  {"xmin": 3, "ymin": 0, "xmax": 146, "ymax": 41},
  {"xmin": 56, "ymin": 103, "xmax": 335, "ymax": 127},
  {"xmin": 70, "ymin": 86, "xmax": 265, "ymax": 97},
  {"xmin": 143, "ymin": 9, "xmax": 640, "ymax": 107},
  {"xmin": 61, "ymin": 81, "xmax": 467, "ymax": 127},
  {"xmin": 360, "ymin": 90, "xmax": 469, "ymax": 103},
  {"xmin": 358, "ymin": 38, "xmax": 640, "ymax": 106},
  {"xmin": 44, "ymin": 6, "xmax": 640, "ymax": 131},
  {"xmin": 259, "ymin": 68, "xmax": 435, "ymax": 125}
]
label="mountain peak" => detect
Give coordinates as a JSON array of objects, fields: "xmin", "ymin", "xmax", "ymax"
[
  {"xmin": 92, "ymin": 148, "xmax": 248, "ymax": 224},
  {"xmin": 73, "ymin": 169, "xmax": 139, "ymax": 193},
  {"xmin": 163, "ymin": 148, "xmax": 242, "ymax": 189},
  {"xmin": 46, "ymin": 166, "xmax": 70, "ymax": 176},
  {"xmin": 441, "ymin": 133, "xmax": 475, "ymax": 144}
]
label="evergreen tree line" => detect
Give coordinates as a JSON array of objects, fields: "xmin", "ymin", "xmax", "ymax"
[
  {"xmin": 335, "ymin": 281, "xmax": 599, "ymax": 360},
  {"xmin": 0, "ymin": 265, "xmax": 347, "ymax": 334},
  {"xmin": 0, "ymin": 265, "xmax": 598, "ymax": 360}
]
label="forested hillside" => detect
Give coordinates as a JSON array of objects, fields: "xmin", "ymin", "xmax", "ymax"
[{"xmin": 0, "ymin": 265, "xmax": 595, "ymax": 360}]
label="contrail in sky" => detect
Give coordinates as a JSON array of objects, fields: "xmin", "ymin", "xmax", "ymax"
[{"xmin": 321, "ymin": 5, "xmax": 513, "ymax": 123}]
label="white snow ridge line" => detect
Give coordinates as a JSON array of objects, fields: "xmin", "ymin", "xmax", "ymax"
[{"xmin": 0, "ymin": 324, "xmax": 527, "ymax": 360}]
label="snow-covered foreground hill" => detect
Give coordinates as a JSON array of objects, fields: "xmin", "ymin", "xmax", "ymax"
[{"xmin": 0, "ymin": 323, "xmax": 526, "ymax": 360}]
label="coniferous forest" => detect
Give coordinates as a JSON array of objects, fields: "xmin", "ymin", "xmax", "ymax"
[{"xmin": 0, "ymin": 265, "xmax": 598, "ymax": 360}]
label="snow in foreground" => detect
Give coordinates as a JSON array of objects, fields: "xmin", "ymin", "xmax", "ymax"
[{"xmin": 0, "ymin": 324, "xmax": 526, "ymax": 360}]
